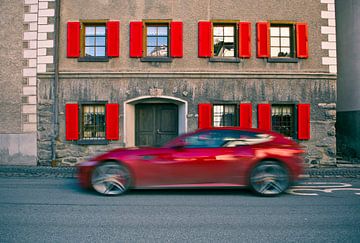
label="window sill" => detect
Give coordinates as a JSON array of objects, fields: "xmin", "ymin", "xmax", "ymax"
[
  {"xmin": 77, "ymin": 139, "xmax": 109, "ymax": 145},
  {"xmin": 267, "ymin": 58, "xmax": 299, "ymax": 63},
  {"xmin": 78, "ymin": 56, "xmax": 110, "ymax": 62},
  {"xmin": 209, "ymin": 57, "xmax": 241, "ymax": 63},
  {"xmin": 140, "ymin": 57, "xmax": 173, "ymax": 62}
]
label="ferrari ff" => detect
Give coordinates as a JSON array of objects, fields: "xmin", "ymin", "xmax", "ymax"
[{"xmin": 77, "ymin": 127, "xmax": 305, "ymax": 196}]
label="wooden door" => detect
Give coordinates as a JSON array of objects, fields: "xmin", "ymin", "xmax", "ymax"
[{"xmin": 135, "ymin": 103, "xmax": 178, "ymax": 147}]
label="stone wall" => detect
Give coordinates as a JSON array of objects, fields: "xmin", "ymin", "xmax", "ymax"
[{"xmin": 37, "ymin": 75, "xmax": 336, "ymax": 166}]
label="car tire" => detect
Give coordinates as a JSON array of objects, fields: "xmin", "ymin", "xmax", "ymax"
[
  {"xmin": 91, "ymin": 162, "xmax": 131, "ymax": 196},
  {"xmin": 249, "ymin": 160, "xmax": 289, "ymax": 196}
]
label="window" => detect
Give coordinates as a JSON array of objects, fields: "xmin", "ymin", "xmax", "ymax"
[
  {"xmin": 67, "ymin": 21, "xmax": 119, "ymax": 60},
  {"xmin": 213, "ymin": 105, "xmax": 237, "ymax": 127},
  {"xmin": 81, "ymin": 104, "xmax": 106, "ymax": 140},
  {"xmin": 213, "ymin": 24, "xmax": 236, "ymax": 57},
  {"xmin": 271, "ymin": 105, "xmax": 295, "ymax": 137},
  {"xmin": 270, "ymin": 24, "xmax": 294, "ymax": 58},
  {"xmin": 83, "ymin": 25, "xmax": 106, "ymax": 57},
  {"xmin": 145, "ymin": 24, "xmax": 169, "ymax": 57}
]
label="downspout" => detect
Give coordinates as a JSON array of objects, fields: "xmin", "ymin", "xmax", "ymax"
[{"xmin": 51, "ymin": 0, "xmax": 61, "ymax": 166}]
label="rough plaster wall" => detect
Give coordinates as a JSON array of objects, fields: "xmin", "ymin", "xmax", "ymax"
[
  {"xmin": 0, "ymin": 0, "xmax": 23, "ymax": 133},
  {"xmin": 59, "ymin": 0, "xmax": 328, "ymax": 73}
]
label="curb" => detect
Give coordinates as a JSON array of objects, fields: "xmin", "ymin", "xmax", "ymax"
[{"xmin": 1, "ymin": 165, "xmax": 360, "ymax": 179}]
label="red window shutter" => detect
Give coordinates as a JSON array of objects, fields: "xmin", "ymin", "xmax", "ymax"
[
  {"xmin": 198, "ymin": 21, "xmax": 212, "ymax": 57},
  {"xmin": 239, "ymin": 103, "xmax": 252, "ymax": 128},
  {"xmin": 67, "ymin": 22, "xmax": 80, "ymax": 58},
  {"xmin": 65, "ymin": 104, "xmax": 79, "ymax": 140},
  {"xmin": 198, "ymin": 103, "xmax": 212, "ymax": 128},
  {"xmin": 239, "ymin": 22, "xmax": 251, "ymax": 58},
  {"xmin": 107, "ymin": 21, "xmax": 120, "ymax": 57},
  {"xmin": 257, "ymin": 104, "xmax": 271, "ymax": 130},
  {"xmin": 296, "ymin": 23, "xmax": 309, "ymax": 58},
  {"xmin": 297, "ymin": 104, "xmax": 310, "ymax": 140},
  {"xmin": 170, "ymin": 21, "xmax": 183, "ymax": 58},
  {"xmin": 256, "ymin": 22, "xmax": 270, "ymax": 58},
  {"xmin": 106, "ymin": 104, "xmax": 119, "ymax": 140},
  {"xmin": 130, "ymin": 21, "xmax": 143, "ymax": 57}
]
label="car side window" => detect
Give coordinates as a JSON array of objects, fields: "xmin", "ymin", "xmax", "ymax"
[{"xmin": 184, "ymin": 131, "xmax": 224, "ymax": 148}]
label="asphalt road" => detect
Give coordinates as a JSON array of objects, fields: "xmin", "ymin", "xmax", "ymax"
[{"xmin": 0, "ymin": 177, "xmax": 360, "ymax": 243}]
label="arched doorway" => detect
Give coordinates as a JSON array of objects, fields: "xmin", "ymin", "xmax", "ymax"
[{"xmin": 124, "ymin": 96, "xmax": 187, "ymax": 147}]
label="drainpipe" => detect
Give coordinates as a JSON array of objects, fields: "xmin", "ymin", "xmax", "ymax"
[{"xmin": 51, "ymin": 0, "xmax": 61, "ymax": 166}]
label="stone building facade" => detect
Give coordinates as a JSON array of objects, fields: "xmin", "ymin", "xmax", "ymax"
[{"xmin": 0, "ymin": 0, "xmax": 338, "ymax": 167}]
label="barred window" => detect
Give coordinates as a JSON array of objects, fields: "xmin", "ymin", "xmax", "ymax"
[
  {"xmin": 271, "ymin": 105, "xmax": 295, "ymax": 137},
  {"xmin": 82, "ymin": 104, "xmax": 106, "ymax": 140},
  {"xmin": 213, "ymin": 24, "xmax": 236, "ymax": 57},
  {"xmin": 270, "ymin": 24, "xmax": 294, "ymax": 58},
  {"xmin": 213, "ymin": 105, "xmax": 237, "ymax": 127},
  {"xmin": 84, "ymin": 25, "xmax": 106, "ymax": 57},
  {"xmin": 146, "ymin": 24, "xmax": 169, "ymax": 57}
]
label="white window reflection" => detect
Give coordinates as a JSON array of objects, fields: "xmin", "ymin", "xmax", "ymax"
[
  {"xmin": 270, "ymin": 25, "xmax": 293, "ymax": 58},
  {"xmin": 213, "ymin": 24, "xmax": 236, "ymax": 57}
]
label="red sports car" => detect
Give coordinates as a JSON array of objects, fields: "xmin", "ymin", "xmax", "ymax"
[{"xmin": 77, "ymin": 127, "xmax": 305, "ymax": 196}]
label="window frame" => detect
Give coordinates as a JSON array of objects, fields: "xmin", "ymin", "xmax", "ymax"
[
  {"xmin": 78, "ymin": 101, "xmax": 108, "ymax": 145},
  {"xmin": 79, "ymin": 20, "xmax": 109, "ymax": 62},
  {"xmin": 212, "ymin": 103, "xmax": 239, "ymax": 127},
  {"xmin": 209, "ymin": 20, "xmax": 240, "ymax": 62},
  {"xmin": 268, "ymin": 21, "xmax": 298, "ymax": 63},
  {"xmin": 141, "ymin": 20, "xmax": 172, "ymax": 62},
  {"xmin": 270, "ymin": 102, "xmax": 298, "ymax": 139}
]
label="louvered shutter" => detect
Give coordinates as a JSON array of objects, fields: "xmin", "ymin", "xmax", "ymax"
[
  {"xmin": 106, "ymin": 104, "xmax": 119, "ymax": 140},
  {"xmin": 67, "ymin": 22, "xmax": 80, "ymax": 58},
  {"xmin": 170, "ymin": 21, "xmax": 183, "ymax": 58},
  {"xmin": 198, "ymin": 21, "xmax": 212, "ymax": 57},
  {"xmin": 257, "ymin": 104, "xmax": 271, "ymax": 130},
  {"xmin": 296, "ymin": 23, "xmax": 309, "ymax": 58},
  {"xmin": 107, "ymin": 21, "xmax": 120, "ymax": 57},
  {"xmin": 66, "ymin": 104, "xmax": 79, "ymax": 140},
  {"xmin": 297, "ymin": 104, "xmax": 310, "ymax": 139},
  {"xmin": 257, "ymin": 22, "xmax": 270, "ymax": 58},
  {"xmin": 198, "ymin": 103, "xmax": 212, "ymax": 128},
  {"xmin": 130, "ymin": 21, "xmax": 143, "ymax": 57},
  {"xmin": 239, "ymin": 22, "xmax": 251, "ymax": 58},
  {"xmin": 239, "ymin": 103, "xmax": 252, "ymax": 128}
]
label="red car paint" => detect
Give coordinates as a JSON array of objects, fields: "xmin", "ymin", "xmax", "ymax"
[{"xmin": 77, "ymin": 127, "xmax": 304, "ymax": 190}]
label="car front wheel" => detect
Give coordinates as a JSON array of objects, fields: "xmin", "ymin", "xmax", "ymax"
[
  {"xmin": 249, "ymin": 161, "xmax": 289, "ymax": 196},
  {"xmin": 91, "ymin": 162, "xmax": 131, "ymax": 196}
]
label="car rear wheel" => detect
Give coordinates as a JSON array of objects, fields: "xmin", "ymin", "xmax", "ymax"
[
  {"xmin": 91, "ymin": 162, "xmax": 131, "ymax": 196},
  {"xmin": 249, "ymin": 161, "xmax": 289, "ymax": 196}
]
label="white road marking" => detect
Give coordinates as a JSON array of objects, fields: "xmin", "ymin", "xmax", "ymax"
[{"xmin": 287, "ymin": 182, "xmax": 360, "ymax": 196}]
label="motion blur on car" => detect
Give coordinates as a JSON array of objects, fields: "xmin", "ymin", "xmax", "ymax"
[{"xmin": 77, "ymin": 127, "xmax": 305, "ymax": 196}]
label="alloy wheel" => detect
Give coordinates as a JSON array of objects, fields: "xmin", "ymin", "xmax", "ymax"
[
  {"xmin": 91, "ymin": 162, "xmax": 131, "ymax": 196},
  {"xmin": 250, "ymin": 161, "xmax": 289, "ymax": 196}
]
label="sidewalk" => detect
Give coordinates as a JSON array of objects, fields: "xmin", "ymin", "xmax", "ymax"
[{"xmin": 1, "ymin": 165, "xmax": 360, "ymax": 178}]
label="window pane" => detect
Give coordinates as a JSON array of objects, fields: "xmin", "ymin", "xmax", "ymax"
[
  {"xmin": 281, "ymin": 27, "xmax": 290, "ymax": 37},
  {"xmin": 224, "ymin": 37, "xmax": 234, "ymax": 43},
  {"xmin": 213, "ymin": 27, "xmax": 223, "ymax": 36},
  {"xmin": 96, "ymin": 47, "xmax": 105, "ymax": 56},
  {"xmin": 85, "ymin": 47, "xmax": 95, "ymax": 56},
  {"xmin": 281, "ymin": 48, "xmax": 290, "ymax": 56},
  {"xmin": 224, "ymin": 26, "xmax": 234, "ymax": 36},
  {"xmin": 86, "ymin": 26, "xmax": 95, "ymax": 35},
  {"xmin": 281, "ymin": 37, "xmax": 290, "ymax": 47},
  {"xmin": 96, "ymin": 26, "xmax": 106, "ymax": 35},
  {"xmin": 214, "ymin": 40, "xmax": 224, "ymax": 56},
  {"xmin": 223, "ymin": 45, "xmax": 234, "ymax": 57},
  {"xmin": 157, "ymin": 26, "xmax": 168, "ymax": 36},
  {"xmin": 147, "ymin": 46, "xmax": 156, "ymax": 56},
  {"xmin": 147, "ymin": 37, "xmax": 157, "ymax": 46},
  {"xmin": 158, "ymin": 37, "xmax": 168, "ymax": 46},
  {"xmin": 270, "ymin": 37, "xmax": 280, "ymax": 46},
  {"xmin": 271, "ymin": 47, "xmax": 280, "ymax": 57},
  {"xmin": 85, "ymin": 37, "xmax": 95, "ymax": 46},
  {"xmin": 157, "ymin": 46, "xmax": 168, "ymax": 56},
  {"xmin": 214, "ymin": 37, "xmax": 223, "ymax": 45},
  {"xmin": 147, "ymin": 27, "xmax": 157, "ymax": 36},
  {"xmin": 270, "ymin": 27, "xmax": 279, "ymax": 36},
  {"xmin": 96, "ymin": 37, "xmax": 106, "ymax": 46}
]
